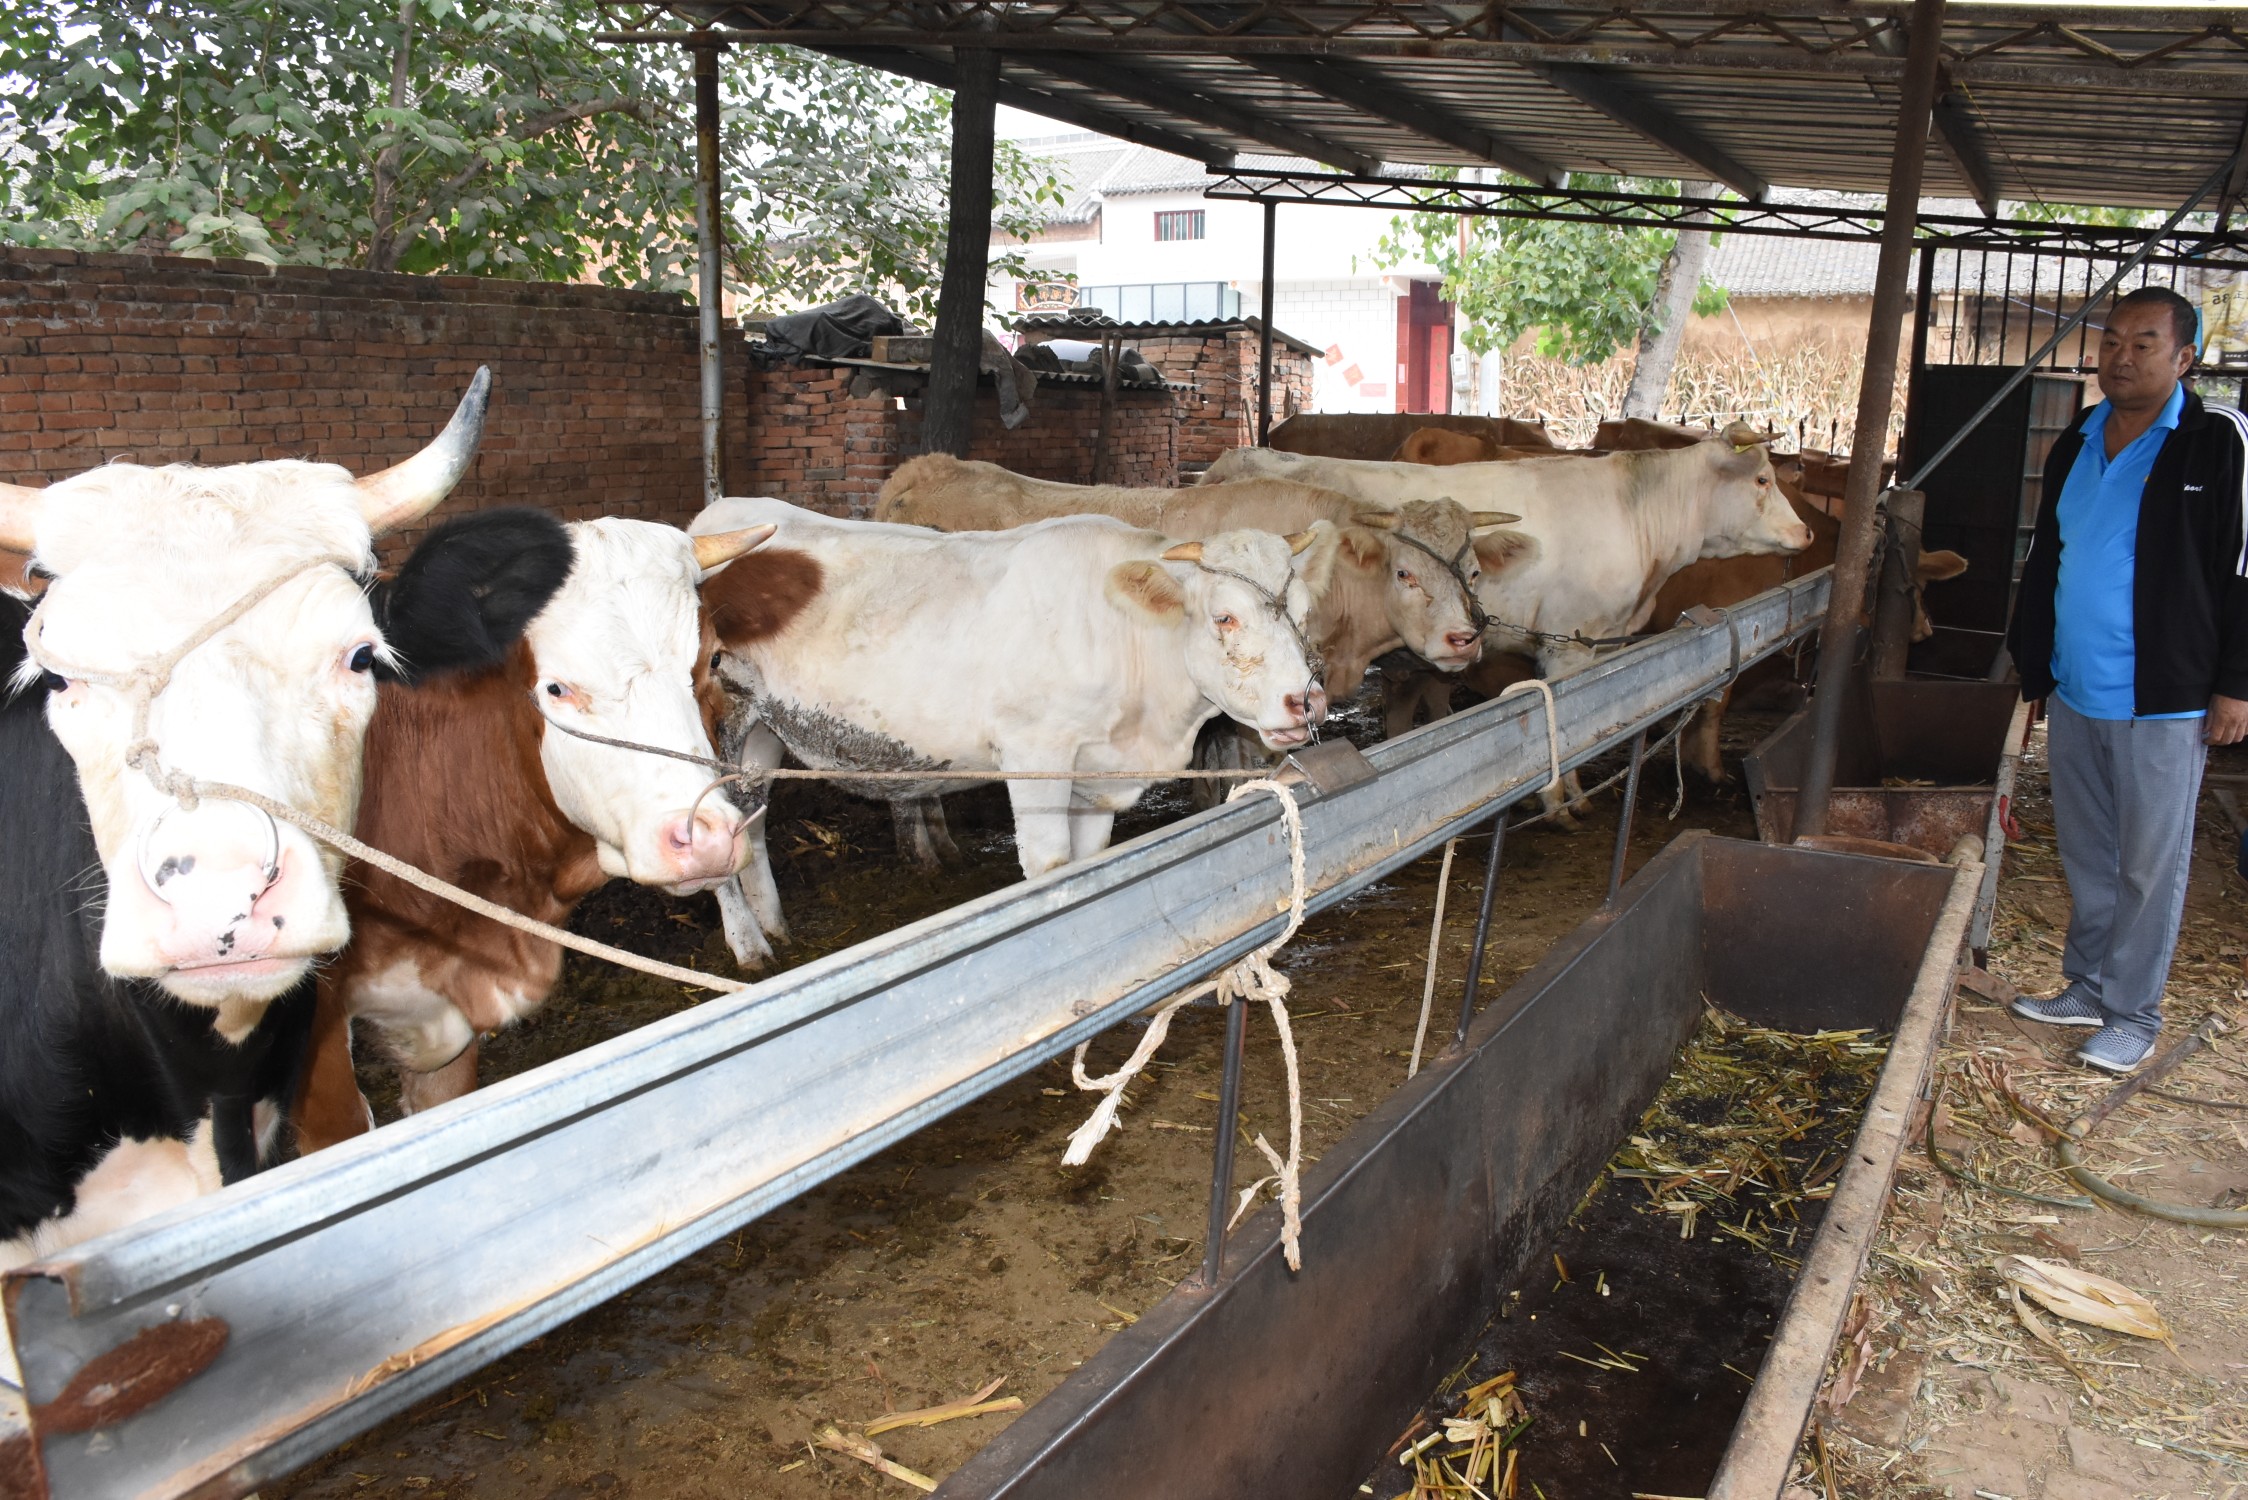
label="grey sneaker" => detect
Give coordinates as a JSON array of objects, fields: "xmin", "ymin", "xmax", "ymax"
[
  {"xmin": 2077, "ymin": 1026, "xmax": 2155, "ymax": 1075},
  {"xmin": 2010, "ymin": 986, "xmax": 2104, "ymax": 1028}
]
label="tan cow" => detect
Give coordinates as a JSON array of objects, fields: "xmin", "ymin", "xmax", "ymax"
[
  {"xmin": 1265, "ymin": 412, "xmax": 1556, "ymax": 461},
  {"xmin": 1391, "ymin": 428, "xmax": 1577, "ymax": 466}
]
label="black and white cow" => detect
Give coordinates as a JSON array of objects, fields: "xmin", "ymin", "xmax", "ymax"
[{"xmin": 0, "ymin": 378, "xmax": 562, "ymax": 1385}]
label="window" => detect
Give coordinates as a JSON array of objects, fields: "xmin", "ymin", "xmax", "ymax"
[{"xmin": 1154, "ymin": 210, "xmax": 1206, "ymax": 242}]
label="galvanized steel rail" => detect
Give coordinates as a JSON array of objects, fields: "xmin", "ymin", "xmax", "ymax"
[{"xmin": 3, "ymin": 573, "xmax": 1829, "ymax": 1500}]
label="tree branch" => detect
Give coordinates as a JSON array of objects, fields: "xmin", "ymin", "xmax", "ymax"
[{"xmin": 438, "ymin": 96, "xmax": 657, "ymax": 194}]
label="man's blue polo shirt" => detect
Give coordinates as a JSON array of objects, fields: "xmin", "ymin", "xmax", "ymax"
[{"xmin": 2051, "ymin": 383, "xmax": 2202, "ymax": 720}]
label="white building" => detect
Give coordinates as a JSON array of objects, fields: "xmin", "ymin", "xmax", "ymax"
[{"xmin": 991, "ymin": 135, "xmax": 1452, "ymax": 414}]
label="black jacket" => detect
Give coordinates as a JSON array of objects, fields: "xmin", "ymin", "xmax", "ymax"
[{"xmin": 2007, "ymin": 389, "xmax": 2248, "ymax": 715}]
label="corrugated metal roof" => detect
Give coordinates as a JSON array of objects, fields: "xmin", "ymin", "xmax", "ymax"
[{"xmin": 666, "ymin": 4, "xmax": 2248, "ymax": 216}]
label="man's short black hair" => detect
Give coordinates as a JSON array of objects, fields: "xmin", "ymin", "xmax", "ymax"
[{"xmin": 2111, "ymin": 285, "xmax": 2198, "ymax": 355}]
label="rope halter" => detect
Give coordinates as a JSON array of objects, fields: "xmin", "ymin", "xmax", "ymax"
[
  {"xmin": 1386, "ymin": 527, "xmax": 1492, "ymax": 635},
  {"xmin": 1188, "ymin": 558, "xmax": 1327, "ymax": 719},
  {"xmin": 23, "ymin": 554, "xmax": 367, "ymax": 813}
]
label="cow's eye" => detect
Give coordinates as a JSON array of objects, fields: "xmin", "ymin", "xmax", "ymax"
[
  {"xmin": 1396, "ymin": 569, "xmax": 1414, "ymax": 583},
  {"xmin": 1213, "ymin": 613, "xmax": 1238, "ymax": 630},
  {"xmin": 346, "ymin": 642, "xmax": 375, "ymax": 673},
  {"xmin": 546, "ymin": 681, "xmax": 567, "ymax": 697},
  {"xmin": 710, "ymin": 651, "xmax": 722, "ymax": 671},
  {"xmin": 1756, "ymin": 475, "xmax": 1770, "ymax": 487},
  {"xmin": 41, "ymin": 670, "xmax": 67, "ymax": 693}
]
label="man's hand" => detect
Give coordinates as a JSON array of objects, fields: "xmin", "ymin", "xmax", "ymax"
[{"xmin": 2207, "ymin": 695, "xmax": 2248, "ymax": 746}]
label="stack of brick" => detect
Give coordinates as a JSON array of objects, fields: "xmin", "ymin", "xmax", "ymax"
[
  {"xmin": 0, "ymin": 246, "xmax": 746, "ymax": 554},
  {"xmin": 1019, "ymin": 319, "xmax": 1315, "ymax": 474}
]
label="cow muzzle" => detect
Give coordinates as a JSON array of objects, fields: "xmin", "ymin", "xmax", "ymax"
[
  {"xmin": 111, "ymin": 805, "xmax": 344, "ymax": 998},
  {"xmin": 1258, "ymin": 684, "xmax": 1328, "ymax": 751},
  {"xmin": 653, "ymin": 804, "xmax": 750, "ymax": 893}
]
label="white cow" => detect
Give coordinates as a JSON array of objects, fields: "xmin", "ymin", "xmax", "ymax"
[
  {"xmin": 689, "ymin": 499, "xmax": 1334, "ymax": 959},
  {"xmin": 1205, "ymin": 424, "xmax": 1811, "ymax": 677},
  {"xmin": 1208, "ymin": 425, "xmax": 1812, "ymax": 821}
]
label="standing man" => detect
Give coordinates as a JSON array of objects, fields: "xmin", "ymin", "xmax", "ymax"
[{"xmin": 2006, "ymin": 286, "xmax": 2248, "ymax": 1072}]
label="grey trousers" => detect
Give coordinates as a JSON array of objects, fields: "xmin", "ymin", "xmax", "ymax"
[{"xmin": 2047, "ymin": 696, "xmax": 2207, "ymax": 1042}]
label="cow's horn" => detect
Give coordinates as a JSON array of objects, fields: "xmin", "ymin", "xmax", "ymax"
[
  {"xmin": 1468, "ymin": 510, "xmax": 1521, "ymax": 527},
  {"xmin": 0, "ymin": 481, "xmax": 42, "ymax": 554},
  {"xmin": 1350, "ymin": 510, "xmax": 1399, "ymax": 531},
  {"xmin": 693, "ymin": 523, "xmax": 776, "ymax": 575},
  {"xmin": 1283, "ymin": 529, "xmax": 1318, "ymax": 555},
  {"xmin": 1160, "ymin": 540, "xmax": 1205, "ymax": 563},
  {"xmin": 355, "ymin": 366, "xmax": 492, "ymax": 534}
]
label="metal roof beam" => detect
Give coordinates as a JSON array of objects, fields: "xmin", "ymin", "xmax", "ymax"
[
  {"xmin": 1244, "ymin": 56, "xmax": 1564, "ymax": 186},
  {"xmin": 827, "ymin": 45, "xmax": 1237, "ymax": 166},
  {"xmin": 1930, "ymin": 87, "xmax": 2000, "ymax": 220},
  {"xmin": 1023, "ymin": 53, "xmax": 1384, "ymax": 175},
  {"xmin": 1526, "ymin": 64, "xmax": 1768, "ymax": 201}
]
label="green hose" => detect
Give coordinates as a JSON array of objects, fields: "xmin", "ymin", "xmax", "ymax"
[{"xmin": 2055, "ymin": 1137, "xmax": 2248, "ymax": 1228}]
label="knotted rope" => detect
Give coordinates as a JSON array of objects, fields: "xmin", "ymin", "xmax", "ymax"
[
  {"xmin": 1062, "ymin": 777, "xmax": 1311, "ymax": 1271},
  {"xmin": 1496, "ymin": 677, "xmax": 1565, "ymax": 796}
]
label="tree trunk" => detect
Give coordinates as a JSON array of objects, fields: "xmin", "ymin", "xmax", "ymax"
[
  {"xmin": 922, "ymin": 46, "xmax": 999, "ymax": 459},
  {"xmin": 1621, "ymin": 179, "xmax": 1716, "ymax": 420},
  {"xmin": 366, "ymin": 0, "xmax": 419, "ymax": 273}
]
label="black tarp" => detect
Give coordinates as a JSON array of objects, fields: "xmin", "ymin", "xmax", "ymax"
[{"xmin": 759, "ymin": 295, "xmax": 905, "ymax": 360}]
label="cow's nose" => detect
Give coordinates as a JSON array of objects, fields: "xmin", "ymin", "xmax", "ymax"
[
  {"xmin": 138, "ymin": 805, "xmax": 290, "ymax": 965},
  {"xmin": 662, "ymin": 806, "xmax": 746, "ymax": 881},
  {"xmin": 1286, "ymin": 687, "xmax": 1327, "ymax": 724},
  {"xmin": 1444, "ymin": 630, "xmax": 1481, "ymax": 655}
]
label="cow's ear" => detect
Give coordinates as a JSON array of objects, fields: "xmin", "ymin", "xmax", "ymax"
[
  {"xmin": 1472, "ymin": 527, "xmax": 1539, "ymax": 575},
  {"xmin": 1715, "ymin": 441, "xmax": 1768, "ymax": 478},
  {"xmin": 1290, "ymin": 520, "xmax": 1344, "ymax": 601},
  {"xmin": 1106, "ymin": 559, "xmax": 1186, "ymax": 621},
  {"xmin": 1336, "ymin": 525, "xmax": 1386, "ymax": 573},
  {"xmin": 1916, "ymin": 548, "xmax": 1969, "ymax": 583},
  {"xmin": 374, "ymin": 508, "xmax": 573, "ymax": 684}
]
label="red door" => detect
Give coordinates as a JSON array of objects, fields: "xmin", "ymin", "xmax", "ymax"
[{"xmin": 1396, "ymin": 281, "xmax": 1455, "ymax": 413}]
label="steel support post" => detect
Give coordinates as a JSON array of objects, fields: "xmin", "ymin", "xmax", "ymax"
[
  {"xmin": 1453, "ymin": 809, "xmax": 1509, "ymax": 1046},
  {"xmin": 1257, "ymin": 201, "xmax": 1278, "ymax": 444},
  {"xmin": 1791, "ymin": 0, "xmax": 1946, "ymax": 840},
  {"xmin": 693, "ymin": 37, "xmax": 726, "ymax": 505},
  {"xmin": 1868, "ymin": 488, "xmax": 1927, "ymax": 679},
  {"xmin": 1199, "ymin": 996, "xmax": 1250, "ymax": 1288},
  {"xmin": 923, "ymin": 44, "xmax": 999, "ymax": 457},
  {"xmin": 1606, "ymin": 729, "xmax": 1648, "ymax": 902}
]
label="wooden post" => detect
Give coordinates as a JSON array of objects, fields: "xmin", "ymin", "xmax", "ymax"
[
  {"xmin": 693, "ymin": 35, "xmax": 726, "ymax": 504},
  {"xmin": 1257, "ymin": 201, "xmax": 1278, "ymax": 444},
  {"xmin": 1790, "ymin": 0, "xmax": 1946, "ymax": 838},
  {"xmin": 1092, "ymin": 329, "xmax": 1122, "ymax": 483},
  {"xmin": 923, "ymin": 45, "xmax": 1000, "ymax": 458}
]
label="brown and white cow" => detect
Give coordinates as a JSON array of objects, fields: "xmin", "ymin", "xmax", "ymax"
[
  {"xmin": 690, "ymin": 498, "xmax": 1334, "ymax": 956},
  {"xmin": 291, "ymin": 516, "xmax": 775, "ymax": 1150}
]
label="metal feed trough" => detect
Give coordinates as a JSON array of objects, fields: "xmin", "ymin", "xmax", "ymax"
[
  {"xmin": 939, "ymin": 833, "xmax": 1978, "ymax": 1500},
  {"xmin": 2, "ymin": 575, "xmax": 1827, "ymax": 1500},
  {"xmin": 1744, "ymin": 672, "xmax": 2031, "ymax": 959}
]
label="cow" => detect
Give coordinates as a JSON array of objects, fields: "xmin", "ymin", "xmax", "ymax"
[
  {"xmin": 688, "ymin": 500, "xmax": 1334, "ymax": 956},
  {"xmin": 873, "ymin": 455, "xmax": 1531, "ymax": 850},
  {"xmin": 0, "ymin": 379, "xmax": 492, "ymax": 1382},
  {"xmin": 289, "ymin": 515, "xmax": 777, "ymax": 1151},
  {"xmin": 1266, "ymin": 412, "xmax": 1556, "ymax": 460},
  {"xmin": 1210, "ymin": 427, "xmax": 1811, "ymax": 820},
  {"xmin": 1391, "ymin": 427, "xmax": 1578, "ymax": 466}
]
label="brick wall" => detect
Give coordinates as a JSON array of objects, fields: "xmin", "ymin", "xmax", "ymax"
[
  {"xmin": 0, "ymin": 245, "xmax": 746, "ymax": 552},
  {"xmin": 738, "ymin": 365, "xmax": 1176, "ymax": 516},
  {"xmin": 1129, "ymin": 328, "xmax": 1313, "ymax": 471},
  {"xmin": 0, "ymin": 247, "xmax": 1181, "ymax": 544}
]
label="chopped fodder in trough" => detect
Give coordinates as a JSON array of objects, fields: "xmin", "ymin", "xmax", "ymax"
[{"xmin": 1363, "ymin": 1009, "xmax": 1889, "ymax": 1500}]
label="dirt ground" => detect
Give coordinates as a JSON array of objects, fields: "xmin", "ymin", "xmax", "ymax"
[
  {"xmin": 270, "ymin": 693, "xmax": 1781, "ymax": 1500},
  {"xmin": 1809, "ymin": 727, "xmax": 2248, "ymax": 1500}
]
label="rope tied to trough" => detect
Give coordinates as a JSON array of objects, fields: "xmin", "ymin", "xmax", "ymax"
[{"xmin": 1063, "ymin": 777, "xmax": 1311, "ymax": 1271}]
